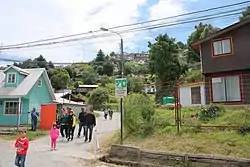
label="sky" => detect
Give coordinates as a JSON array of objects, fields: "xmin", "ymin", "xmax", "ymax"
[{"xmin": 0, "ymin": 0, "xmax": 248, "ymax": 65}]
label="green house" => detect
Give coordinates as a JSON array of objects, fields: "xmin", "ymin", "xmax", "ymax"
[{"xmin": 0, "ymin": 65, "xmax": 55, "ymax": 126}]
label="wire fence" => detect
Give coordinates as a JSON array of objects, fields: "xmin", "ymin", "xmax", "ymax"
[{"xmin": 149, "ymin": 74, "xmax": 250, "ymax": 133}]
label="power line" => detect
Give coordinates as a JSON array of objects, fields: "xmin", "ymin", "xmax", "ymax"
[
  {"xmin": 0, "ymin": 9, "xmax": 243, "ymax": 50},
  {"xmin": 2, "ymin": 0, "xmax": 250, "ymax": 48}
]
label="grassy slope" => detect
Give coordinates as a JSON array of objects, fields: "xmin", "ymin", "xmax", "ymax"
[{"xmin": 121, "ymin": 107, "xmax": 250, "ymax": 159}]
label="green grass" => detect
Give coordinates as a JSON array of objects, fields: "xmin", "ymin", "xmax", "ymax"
[
  {"xmin": 0, "ymin": 129, "xmax": 48, "ymax": 141},
  {"xmin": 119, "ymin": 106, "xmax": 250, "ymax": 159}
]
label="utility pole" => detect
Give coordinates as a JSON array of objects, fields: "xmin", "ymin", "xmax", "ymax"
[
  {"xmin": 100, "ymin": 27, "xmax": 124, "ymax": 145},
  {"xmin": 120, "ymin": 38, "xmax": 124, "ymax": 144}
]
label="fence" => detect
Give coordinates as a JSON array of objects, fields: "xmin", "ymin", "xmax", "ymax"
[{"xmin": 146, "ymin": 73, "xmax": 250, "ymax": 132}]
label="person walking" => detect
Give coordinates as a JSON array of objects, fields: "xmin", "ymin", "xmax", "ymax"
[
  {"xmin": 108, "ymin": 108, "xmax": 113, "ymax": 120},
  {"xmin": 30, "ymin": 108, "xmax": 39, "ymax": 131},
  {"xmin": 68, "ymin": 110, "xmax": 76, "ymax": 141},
  {"xmin": 50, "ymin": 123, "xmax": 59, "ymax": 151},
  {"xmin": 84, "ymin": 106, "xmax": 96, "ymax": 142},
  {"xmin": 14, "ymin": 130, "xmax": 29, "ymax": 167},
  {"xmin": 77, "ymin": 108, "xmax": 87, "ymax": 138},
  {"xmin": 104, "ymin": 108, "xmax": 108, "ymax": 120},
  {"xmin": 59, "ymin": 111, "xmax": 70, "ymax": 140}
]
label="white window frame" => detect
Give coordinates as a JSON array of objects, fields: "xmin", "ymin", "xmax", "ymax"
[
  {"xmin": 211, "ymin": 75, "xmax": 241, "ymax": 102},
  {"xmin": 212, "ymin": 38, "xmax": 232, "ymax": 56},
  {"xmin": 7, "ymin": 73, "xmax": 16, "ymax": 84},
  {"xmin": 4, "ymin": 101, "xmax": 22, "ymax": 115},
  {"xmin": 37, "ymin": 79, "xmax": 42, "ymax": 87}
]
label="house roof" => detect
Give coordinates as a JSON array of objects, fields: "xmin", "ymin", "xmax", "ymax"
[
  {"xmin": 0, "ymin": 66, "xmax": 55, "ymax": 99},
  {"xmin": 54, "ymin": 97, "xmax": 85, "ymax": 106},
  {"xmin": 78, "ymin": 85, "xmax": 98, "ymax": 88},
  {"xmin": 191, "ymin": 18, "xmax": 250, "ymax": 49}
]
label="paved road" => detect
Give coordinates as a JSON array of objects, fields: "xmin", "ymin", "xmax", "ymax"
[{"xmin": 0, "ymin": 112, "xmax": 120, "ymax": 167}]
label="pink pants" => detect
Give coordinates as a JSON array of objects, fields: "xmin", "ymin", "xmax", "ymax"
[{"xmin": 51, "ymin": 138, "xmax": 57, "ymax": 149}]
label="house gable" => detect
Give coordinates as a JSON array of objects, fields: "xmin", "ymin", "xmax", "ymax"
[
  {"xmin": 25, "ymin": 72, "xmax": 53, "ymax": 111},
  {"xmin": 191, "ymin": 19, "xmax": 250, "ymax": 74},
  {"xmin": 3, "ymin": 66, "xmax": 29, "ymax": 88}
]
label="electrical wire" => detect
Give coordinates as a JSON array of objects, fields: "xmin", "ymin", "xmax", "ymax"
[
  {"xmin": 2, "ymin": 0, "xmax": 250, "ymax": 48},
  {"xmin": 0, "ymin": 9, "xmax": 243, "ymax": 50}
]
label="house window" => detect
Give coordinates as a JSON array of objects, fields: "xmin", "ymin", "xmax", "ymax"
[
  {"xmin": 191, "ymin": 86, "xmax": 201, "ymax": 104},
  {"xmin": 37, "ymin": 79, "xmax": 42, "ymax": 87},
  {"xmin": 212, "ymin": 38, "xmax": 232, "ymax": 56},
  {"xmin": 7, "ymin": 73, "xmax": 16, "ymax": 84},
  {"xmin": 4, "ymin": 101, "xmax": 21, "ymax": 115},
  {"xmin": 212, "ymin": 75, "xmax": 241, "ymax": 102}
]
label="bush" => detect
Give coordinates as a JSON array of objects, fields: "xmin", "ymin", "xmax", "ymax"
[
  {"xmin": 124, "ymin": 93, "xmax": 155, "ymax": 136},
  {"xmin": 198, "ymin": 104, "xmax": 225, "ymax": 122},
  {"xmin": 88, "ymin": 87, "xmax": 109, "ymax": 110}
]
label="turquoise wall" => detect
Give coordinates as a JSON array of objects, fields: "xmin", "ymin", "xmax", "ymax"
[
  {"xmin": 4, "ymin": 68, "xmax": 26, "ymax": 87},
  {"xmin": 25, "ymin": 72, "xmax": 53, "ymax": 114},
  {"xmin": 0, "ymin": 98, "xmax": 29, "ymax": 125}
]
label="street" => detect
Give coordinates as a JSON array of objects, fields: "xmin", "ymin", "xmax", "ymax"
[{"xmin": 0, "ymin": 112, "xmax": 120, "ymax": 167}]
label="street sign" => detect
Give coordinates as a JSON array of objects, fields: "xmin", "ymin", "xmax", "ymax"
[{"xmin": 115, "ymin": 78, "xmax": 127, "ymax": 98}]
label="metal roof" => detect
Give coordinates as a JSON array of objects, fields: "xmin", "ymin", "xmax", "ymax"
[{"xmin": 0, "ymin": 66, "xmax": 55, "ymax": 99}]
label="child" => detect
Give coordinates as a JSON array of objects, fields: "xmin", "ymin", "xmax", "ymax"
[
  {"xmin": 14, "ymin": 129, "xmax": 29, "ymax": 167},
  {"xmin": 50, "ymin": 123, "xmax": 59, "ymax": 150}
]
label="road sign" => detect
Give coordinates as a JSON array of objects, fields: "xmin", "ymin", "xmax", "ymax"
[{"xmin": 115, "ymin": 78, "xmax": 127, "ymax": 98}]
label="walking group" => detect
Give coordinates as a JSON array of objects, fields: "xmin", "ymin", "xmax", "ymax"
[
  {"xmin": 104, "ymin": 108, "xmax": 113, "ymax": 120},
  {"xmin": 55, "ymin": 107, "xmax": 96, "ymax": 143}
]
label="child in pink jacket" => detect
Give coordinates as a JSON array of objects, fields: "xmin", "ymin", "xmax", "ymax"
[{"xmin": 50, "ymin": 123, "xmax": 59, "ymax": 151}]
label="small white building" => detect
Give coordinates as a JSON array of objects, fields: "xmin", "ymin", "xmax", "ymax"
[
  {"xmin": 144, "ymin": 84, "xmax": 156, "ymax": 94},
  {"xmin": 179, "ymin": 82, "xmax": 205, "ymax": 107}
]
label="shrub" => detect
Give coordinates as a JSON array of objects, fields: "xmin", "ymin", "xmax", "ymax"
[
  {"xmin": 124, "ymin": 93, "xmax": 155, "ymax": 136},
  {"xmin": 198, "ymin": 104, "xmax": 225, "ymax": 122},
  {"xmin": 88, "ymin": 87, "xmax": 109, "ymax": 110}
]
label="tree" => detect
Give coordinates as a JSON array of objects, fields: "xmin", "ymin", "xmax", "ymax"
[
  {"xmin": 124, "ymin": 93, "xmax": 155, "ymax": 136},
  {"xmin": 127, "ymin": 77, "xmax": 144, "ymax": 93},
  {"xmin": 187, "ymin": 23, "xmax": 220, "ymax": 63},
  {"xmin": 239, "ymin": 6, "xmax": 250, "ymax": 21},
  {"xmin": 93, "ymin": 50, "xmax": 114, "ymax": 76},
  {"xmin": 50, "ymin": 68, "xmax": 70, "ymax": 90},
  {"xmin": 88, "ymin": 87, "xmax": 109, "ymax": 110},
  {"xmin": 15, "ymin": 55, "xmax": 54, "ymax": 70},
  {"xmin": 148, "ymin": 34, "xmax": 186, "ymax": 103}
]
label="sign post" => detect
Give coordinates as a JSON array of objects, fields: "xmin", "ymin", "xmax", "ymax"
[
  {"xmin": 115, "ymin": 78, "xmax": 127, "ymax": 98},
  {"xmin": 115, "ymin": 78, "xmax": 127, "ymax": 144}
]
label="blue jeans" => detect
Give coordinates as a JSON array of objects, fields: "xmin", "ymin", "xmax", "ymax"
[
  {"xmin": 31, "ymin": 119, "xmax": 37, "ymax": 131},
  {"xmin": 15, "ymin": 154, "xmax": 26, "ymax": 167}
]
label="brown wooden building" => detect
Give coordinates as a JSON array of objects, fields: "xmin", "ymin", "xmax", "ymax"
[{"xmin": 191, "ymin": 19, "xmax": 250, "ymax": 105}]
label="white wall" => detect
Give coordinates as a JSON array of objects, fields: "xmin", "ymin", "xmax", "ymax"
[{"xmin": 180, "ymin": 84, "xmax": 205, "ymax": 107}]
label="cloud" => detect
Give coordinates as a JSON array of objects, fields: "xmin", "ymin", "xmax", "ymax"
[{"xmin": 0, "ymin": 0, "xmax": 189, "ymax": 64}]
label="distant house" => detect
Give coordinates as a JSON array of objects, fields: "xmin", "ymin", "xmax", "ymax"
[
  {"xmin": 0, "ymin": 66, "xmax": 55, "ymax": 126},
  {"xmin": 73, "ymin": 85, "xmax": 98, "ymax": 94},
  {"xmin": 144, "ymin": 84, "xmax": 156, "ymax": 94},
  {"xmin": 191, "ymin": 19, "xmax": 250, "ymax": 105},
  {"xmin": 54, "ymin": 92, "xmax": 86, "ymax": 117},
  {"xmin": 180, "ymin": 82, "xmax": 205, "ymax": 107}
]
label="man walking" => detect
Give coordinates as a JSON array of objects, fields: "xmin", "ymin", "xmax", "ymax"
[
  {"xmin": 30, "ymin": 108, "xmax": 39, "ymax": 131},
  {"xmin": 84, "ymin": 106, "xmax": 96, "ymax": 142},
  {"xmin": 59, "ymin": 111, "xmax": 70, "ymax": 140},
  {"xmin": 77, "ymin": 108, "xmax": 87, "ymax": 138}
]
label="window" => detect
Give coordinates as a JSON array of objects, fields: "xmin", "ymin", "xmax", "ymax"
[
  {"xmin": 7, "ymin": 73, "xmax": 16, "ymax": 84},
  {"xmin": 4, "ymin": 101, "xmax": 21, "ymax": 115},
  {"xmin": 212, "ymin": 38, "xmax": 232, "ymax": 56},
  {"xmin": 191, "ymin": 86, "xmax": 201, "ymax": 104},
  {"xmin": 37, "ymin": 79, "xmax": 42, "ymax": 87},
  {"xmin": 212, "ymin": 75, "xmax": 241, "ymax": 102}
]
